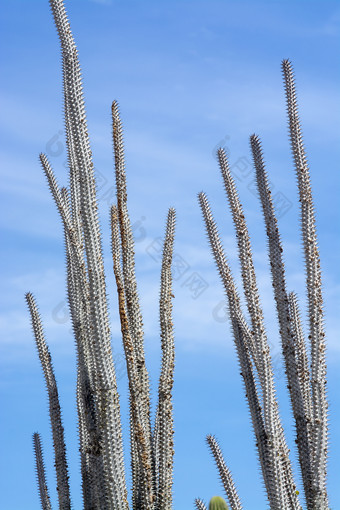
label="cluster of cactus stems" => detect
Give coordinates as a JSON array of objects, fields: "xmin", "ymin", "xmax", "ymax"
[
  {"xmin": 26, "ymin": 0, "xmax": 175, "ymax": 509},
  {"xmin": 26, "ymin": 1, "xmax": 329, "ymax": 510},
  {"xmin": 194, "ymin": 61, "xmax": 328, "ymax": 510}
]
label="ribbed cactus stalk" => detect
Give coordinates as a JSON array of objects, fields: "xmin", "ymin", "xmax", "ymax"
[
  {"xmin": 27, "ymin": 1, "xmax": 176, "ymax": 508},
  {"xmin": 33, "ymin": 433, "xmax": 53, "ymax": 510},
  {"xmin": 209, "ymin": 496, "xmax": 229, "ymax": 510},
  {"xmin": 195, "ymin": 496, "xmax": 229, "ymax": 510},
  {"xmin": 197, "ymin": 60, "xmax": 329, "ymax": 510}
]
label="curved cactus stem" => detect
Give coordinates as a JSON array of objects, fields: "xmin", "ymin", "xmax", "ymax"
[
  {"xmin": 250, "ymin": 133, "xmax": 313, "ymax": 509},
  {"xmin": 26, "ymin": 293, "xmax": 71, "ymax": 510},
  {"xmin": 42, "ymin": 167, "xmax": 107, "ymax": 509},
  {"xmin": 206, "ymin": 435, "xmax": 242, "ymax": 510},
  {"xmin": 197, "ymin": 192, "xmax": 255, "ymax": 358},
  {"xmin": 153, "ymin": 208, "xmax": 176, "ymax": 509},
  {"xmin": 208, "ymin": 496, "xmax": 229, "ymax": 510},
  {"xmin": 282, "ymin": 59, "xmax": 328, "ymax": 509},
  {"xmin": 198, "ymin": 191, "xmax": 302, "ymax": 509},
  {"xmin": 33, "ymin": 433, "xmax": 53, "ymax": 510},
  {"xmin": 217, "ymin": 147, "xmax": 297, "ymax": 507},
  {"xmin": 217, "ymin": 148, "xmax": 264, "ymax": 377}
]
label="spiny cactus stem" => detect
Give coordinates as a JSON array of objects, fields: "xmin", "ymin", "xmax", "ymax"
[
  {"xmin": 111, "ymin": 205, "xmax": 155, "ymax": 508},
  {"xmin": 195, "ymin": 498, "xmax": 208, "ymax": 510},
  {"xmin": 198, "ymin": 191, "xmax": 300, "ymax": 508},
  {"xmin": 282, "ymin": 59, "xmax": 328, "ymax": 508},
  {"xmin": 26, "ymin": 293, "xmax": 71, "ymax": 510},
  {"xmin": 33, "ymin": 433, "xmax": 53, "ymax": 510},
  {"xmin": 217, "ymin": 147, "xmax": 298, "ymax": 505},
  {"xmin": 111, "ymin": 101, "xmax": 153, "ymax": 499},
  {"xmin": 209, "ymin": 496, "xmax": 229, "ymax": 510}
]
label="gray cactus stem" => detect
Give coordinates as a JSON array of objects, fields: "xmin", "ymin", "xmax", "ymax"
[
  {"xmin": 250, "ymin": 133, "xmax": 314, "ymax": 509},
  {"xmin": 33, "ymin": 433, "xmax": 53, "ymax": 510},
  {"xmin": 26, "ymin": 293, "xmax": 71, "ymax": 510},
  {"xmin": 111, "ymin": 100, "xmax": 152, "ymax": 441},
  {"xmin": 153, "ymin": 208, "xmax": 176, "ymax": 510},
  {"xmin": 111, "ymin": 204, "xmax": 154, "ymax": 509},
  {"xmin": 206, "ymin": 435, "xmax": 243, "ymax": 510},
  {"xmin": 288, "ymin": 292, "xmax": 312, "ymax": 426},
  {"xmin": 61, "ymin": 188, "xmax": 105, "ymax": 510},
  {"xmin": 217, "ymin": 147, "xmax": 297, "ymax": 504},
  {"xmin": 47, "ymin": 1, "xmax": 128, "ymax": 505},
  {"xmin": 195, "ymin": 499, "xmax": 208, "ymax": 510},
  {"xmin": 282, "ymin": 58, "xmax": 328, "ymax": 510},
  {"xmin": 197, "ymin": 192, "xmax": 297, "ymax": 509}
]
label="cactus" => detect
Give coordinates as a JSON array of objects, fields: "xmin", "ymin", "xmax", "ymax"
[
  {"xmin": 209, "ymin": 496, "xmax": 229, "ymax": 510},
  {"xmin": 25, "ymin": 1, "xmax": 331, "ymax": 509},
  {"xmin": 27, "ymin": 1, "xmax": 176, "ymax": 509},
  {"xmin": 195, "ymin": 496, "xmax": 229, "ymax": 510},
  {"xmin": 197, "ymin": 61, "xmax": 329, "ymax": 509}
]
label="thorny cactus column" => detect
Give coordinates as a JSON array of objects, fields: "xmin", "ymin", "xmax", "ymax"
[
  {"xmin": 27, "ymin": 0, "xmax": 176, "ymax": 509},
  {"xmin": 33, "ymin": 433, "xmax": 53, "ymax": 510},
  {"xmin": 196, "ymin": 61, "xmax": 329, "ymax": 510}
]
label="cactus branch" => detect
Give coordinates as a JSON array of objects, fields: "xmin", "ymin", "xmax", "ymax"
[
  {"xmin": 33, "ymin": 433, "xmax": 53, "ymax": 510},
  {"xmin": 282, "ymin": 59, "xmax": 328, "ymax": 509},
  {"xmin": 195, "ymin": 499, "xmax": 208, "ymax": 510},
  {"xmin": 61, "ymin": 189, "xmax": 105, "ymax": 510},
  {"xmin": 206, "ymin": 435, "xmax": 243, "ymax": 510},
  {"xmin": 111, "ymin": 101, "xmax": 152, "ymax": 441},
  {"xmin": 288, "ymin": 292, "xmax": 312, "ymax": 426},
  {"xmin": 250, "ymin": 133, "xmax": 313, "ymax": 508},
  {"xmin": 217, "ymin": 148, "xmax": 297, "ymax": 506},
  {"xmin": 197, "ymin": 192, "xmax": 292, "ymax": 508}
]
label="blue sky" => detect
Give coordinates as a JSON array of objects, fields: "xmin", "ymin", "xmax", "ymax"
[{"xmin": 0, "ymin": 1, "xmax": 339, "ymax": 509}]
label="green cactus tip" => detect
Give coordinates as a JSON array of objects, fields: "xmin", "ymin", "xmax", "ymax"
[{"xmin": 209, "ymin": 496, "xmax": 229, "ymax": 510}]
